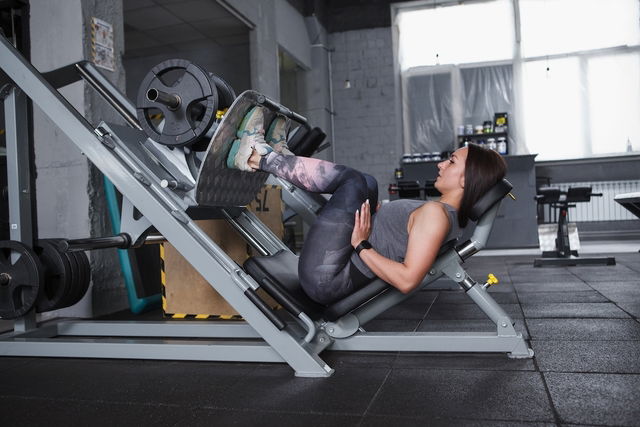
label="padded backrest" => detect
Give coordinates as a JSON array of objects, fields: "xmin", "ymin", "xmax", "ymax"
[
  {"xmin": 468, "ymin": 178, "xmax": 513, "ymax": 222},
  {"xmin": 286, "ymin": 126, "xmax": 309, "ymax": 153},
  {"xmin": 536, "ymin": 187, "xmax": 562, "ymax": 204},
  {"xmin": 291, "ymin": 127, "xmax": 326, "ymax": 157},
  {"xmin": 566, "ymin": 186, "xmax": 593, "ymax": 203}
]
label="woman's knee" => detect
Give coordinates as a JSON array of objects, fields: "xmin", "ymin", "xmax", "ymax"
[
  {"xmin": 337, "ymin": 167, "xmax": 370, "ymax": 195},
  {"xmin": 361, "ymin": 173, "xmax": 378, "ymax": 195}
]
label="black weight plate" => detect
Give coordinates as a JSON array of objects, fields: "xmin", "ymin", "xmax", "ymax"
[
  {"xmin": 136, "ymin": 59, "xmax": 218, "ymax": 147},
  {"xmin": 0, "ymin": 240, "xmax": 43, "ymax": 319},
  {"xmin": 56, "ymin": 245, "xmax": 81, "ymax": 310},
  {"xmin": 66, "ymin": 251, "xmax": 91, "ymax": 307},
  {"xmin": 209, "ymin": 73, "xmax": 236, "ymax": 109},
  {"xmin": 76, "ymin": 251, "xmax": 91, "ymax": 303},
  {"xmin": 34, "ymin": 239, "xmax": 73, "ymax": 313}
]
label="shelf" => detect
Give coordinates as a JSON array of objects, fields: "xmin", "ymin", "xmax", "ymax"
[{"xmin": 457, "ymin": 132, "xmax": 507, "ymax": 138}]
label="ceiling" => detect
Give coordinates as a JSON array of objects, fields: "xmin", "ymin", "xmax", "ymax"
[{"xmin": 123, "ymin": 0, "xmax": 249, "ymax": 58}]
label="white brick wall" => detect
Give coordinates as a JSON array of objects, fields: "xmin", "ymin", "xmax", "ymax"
[{"xmin": 330, "ymin": 27, "xmax": 399, "ymax": 201}]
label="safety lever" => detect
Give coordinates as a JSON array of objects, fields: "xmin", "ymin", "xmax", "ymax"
[{"xmin": 482, "ymin": 273, "xmax": 499, "ymax": 289}]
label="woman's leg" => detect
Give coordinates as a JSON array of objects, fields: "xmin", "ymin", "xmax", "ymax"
[
  {"xmin": 259, "ymin": 152, "xmax": 376, "ymax": 304},
  {"xmin": 362, "ymin": 172, "xmax": 379, "ymax": 215}
]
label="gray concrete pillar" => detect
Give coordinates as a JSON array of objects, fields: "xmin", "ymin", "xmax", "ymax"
[{"xmin": 30, "ymin": 0, "xmax": 127, "ymax": 319}]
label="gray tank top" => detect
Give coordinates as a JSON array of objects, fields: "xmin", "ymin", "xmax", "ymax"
[{"xmin": 350, "ymin": 199, "xmax": 461, "ymax": 279}]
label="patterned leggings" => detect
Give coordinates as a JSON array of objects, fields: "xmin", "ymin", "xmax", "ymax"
[{"xmin": 260, "ymin": 152, "xmax": 378, "ymax": 304}]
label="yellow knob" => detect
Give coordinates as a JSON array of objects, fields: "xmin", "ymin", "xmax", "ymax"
[
  {"xmin": 216, "ymin": 108, "xmax": 229, "ymax": 119},
  {"xmin": 487, "ymin": 273, "xmax": 499, "ymax": 285}
]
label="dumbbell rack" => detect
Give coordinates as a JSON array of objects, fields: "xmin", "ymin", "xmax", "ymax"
[{"xmin": 0, "ymin": 34, "xmax": 336, "ymax": 377}]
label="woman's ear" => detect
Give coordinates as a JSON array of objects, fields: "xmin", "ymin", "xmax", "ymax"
[{"xmin": 459, "ymin": 174, "xmax": 465, "ymax": 189}]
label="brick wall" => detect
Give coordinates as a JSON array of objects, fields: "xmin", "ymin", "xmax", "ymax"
[{"xmin": 330, "ymin": 27, "xmax": 399, "ymax": 201}]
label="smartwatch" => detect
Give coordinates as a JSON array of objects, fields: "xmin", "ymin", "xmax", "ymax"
[{"xmin": 355, "ymin": 240, "xmax": 372, "ymax": 255}]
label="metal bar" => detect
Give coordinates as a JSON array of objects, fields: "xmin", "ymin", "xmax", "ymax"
[
  {"xmin": 55, "ymin": 320, "xmax": 261, "ymax": 339},
  {"xmin": 534, "ymin": 256, "xmax": 616, "ymax": 267},
  {"xmin": 75, "ymin": 61, "xmax": 142, "ymax": 130},
  {"xmin": 256, "ymin": 94, "xmax": 310, "ymax": 129},
  {"xmin": 3, "ymin": 85, "xmax": 37, "ymax": 331},
  {"xmin": 0, "ymin": 338, "xmax": 285, "ymax": 362},
  {"xmin": 465, "ymin": 284, "xmax": 512, "ymax": 326},
  {"xmin": 3, "ymin": 86, "xmax": 32, "ymax": 245},
  {"xmin": 3, "ymin": 323, "xmax": 58, "ymax": 339},
  {"xmin": 222, "ymin": 208, "xmax": 289, "ymax": 256},
  {"xmin": 0, "ymin": 34, "xmax": 333, "ymax": 378},
  {"xmin": 329, "ymin": 332, "xmax": 533, "ymax": 357},
  {"xmin": 59, "ymin": 233, "xmax": 131, "ymax": 252},
  {"xmin": 146, "ymin": 88, "xmax": 180, "ymax": 110}
]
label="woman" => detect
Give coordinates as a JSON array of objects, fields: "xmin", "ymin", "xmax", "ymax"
[{"xmin": 227, "ymin": 107, "xmax": 507, "ymax": 305}]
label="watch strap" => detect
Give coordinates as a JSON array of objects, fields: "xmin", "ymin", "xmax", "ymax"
[{"xmin": 355, "ymin": 240, "xmax": 372, "ymax": 254}]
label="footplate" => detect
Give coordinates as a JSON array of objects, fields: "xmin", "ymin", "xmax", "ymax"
[{"xmin": 195, "ymin": 90, "xmax": 276, "ymax": 207}]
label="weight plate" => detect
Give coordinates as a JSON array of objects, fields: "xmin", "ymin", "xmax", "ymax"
[
  {"xmin": 0, "ymin": 240, "xmax": 43, "ymax": 319},
  {"xmin": 65, "ymin": 251, "xmax": 91, "ymax": 307},
  {"xmin": 136, "ymin": 59, "xmax": 218, "ymax": 147},
  {"xmin": 57, "ymin": 246, "xmax": 81, "ymax": 310},
  {"xmin": 209, "ymin": 73, "xmax": 236, "ymax": 110},
  {"xmin": 34, "ymin": 239, "xmax": 73, "ymax": 313}
]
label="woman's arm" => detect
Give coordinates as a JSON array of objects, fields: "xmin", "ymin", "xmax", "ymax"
[{"xmin": 351, "ymin": 201, "xmax": 450, "ymax": 294}]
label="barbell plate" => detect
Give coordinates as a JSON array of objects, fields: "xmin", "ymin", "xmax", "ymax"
[
  {"xmin": 57, "ymin": 246, "xmax": 81, "ymax": 310},
  {"xmin": 209, "ymin": 73, "xmax": 236, "ymax": 109},
  {"xmin": 34, "ymin": 239, "xmax": 73, "ymax": 313},
  {"xmin": 0, "ymin": 240, "xmax": 43, "ymax": 319},
  {"xmin": 65, "ymin": 250, "xmax": 91, "ymax": 307},
  {"xmin": 136, "ymin": 59, "xmax": 217, "ymax": 147}
]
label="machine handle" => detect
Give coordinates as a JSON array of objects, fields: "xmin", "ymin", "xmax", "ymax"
[{"xmin": 256, "ymin": 95, "xmax": 310, "ymax": 128}]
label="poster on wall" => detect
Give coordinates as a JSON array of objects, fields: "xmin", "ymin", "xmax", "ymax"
[{"xmin": 91, "ymin": 17, "xmax": 115, "ymax": 71}]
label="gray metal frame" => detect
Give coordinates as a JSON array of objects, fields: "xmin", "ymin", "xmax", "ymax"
[
  {"xmin": 0, "ymin": 34, "xmax": 532, "ymax": 378},
  {"xmin": 326, "ymin": 202, "xmax": 533, "ymax": 358}
]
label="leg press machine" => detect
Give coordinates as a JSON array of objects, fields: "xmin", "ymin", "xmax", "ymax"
[{"xmin": 0, "ymin": 35, "xmax": 532, "ymax": 377}]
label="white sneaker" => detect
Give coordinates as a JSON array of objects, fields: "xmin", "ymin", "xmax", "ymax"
[{"xmin": 226, "ymin": 106, "xmax": 272, "ymax": 171}]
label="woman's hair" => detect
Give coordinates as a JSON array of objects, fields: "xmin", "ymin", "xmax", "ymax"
[{"xmin": 458, "ymin": 144, "xmax": 507, "ymax": 228}]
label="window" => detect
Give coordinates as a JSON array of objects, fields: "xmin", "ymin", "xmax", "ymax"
[
  {"xmin": 398, "ymin": 1, "xmax": 514, "ymax": 70},
  {"xmin": 521, "ymin": 57, "xmax": 585, "ymax": 159},
  {"xmin": 395, "ymin": 0, "xmax": 640, "ymax": 160},
  {"xmin": 519, "ymin": 0, "xmax": 640, "ymax": 58},
  {"xmin": 588, "ymin": 53, "xmax": 640, "ymax": 155}
]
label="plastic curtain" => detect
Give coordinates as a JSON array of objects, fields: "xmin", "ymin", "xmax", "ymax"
[{"xmin": 403, "ymin": 64, "xmax": 518, "ymax": 154}]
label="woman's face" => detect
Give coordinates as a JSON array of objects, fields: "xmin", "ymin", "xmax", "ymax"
[{"xmin": 435, "ymin": 147, "xmax": 468, "ymax": 193}]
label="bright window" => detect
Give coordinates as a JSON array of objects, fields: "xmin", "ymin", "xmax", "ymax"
[
  {"xmin": 522, "ymin": 57, "xmax": 585, "ymax": 160},
  {"xmin": 519, "ymin": 0, "xmax": 640, "ymax": 58},
  {"xmin": 588, "ymin": 53, "xmax": 640, "ymax": 155},
  {"xmin": 397, "ymin": 0, "xmax": 514, "ymax": 70},
  {"xmin": 396, "ymin": 0, "xmax": 640, "ymax": 160}
]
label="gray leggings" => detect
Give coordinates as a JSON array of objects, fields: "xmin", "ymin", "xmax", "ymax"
[{"xmin": 260, "ymin": 152, "xmax": 378, "ymax": 304}]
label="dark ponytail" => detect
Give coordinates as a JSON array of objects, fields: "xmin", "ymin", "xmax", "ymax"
[{"xmin": 458, "ymin": 144, "xmax": 507, "ymax": 228}]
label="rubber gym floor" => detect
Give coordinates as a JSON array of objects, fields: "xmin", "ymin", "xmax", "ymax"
[{"xmin": 1, "ymin": 249, "xmax": 639, "ymax": 426}]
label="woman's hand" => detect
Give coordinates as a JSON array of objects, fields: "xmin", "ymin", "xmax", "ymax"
[{"xmin": 351, "ymin": 199, "xmax": 372, "ymax": 248}]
